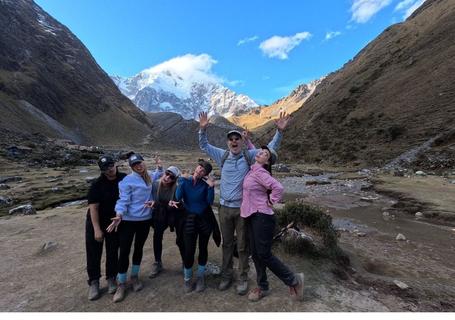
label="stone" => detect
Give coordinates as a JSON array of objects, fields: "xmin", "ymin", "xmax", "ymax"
[
  {"xmin": 355, "ymin": 232, "xmax": 367, "ymax": 237},
  {"xmin": 393, "ymin": 280, "xmax": 409, "ymax": 290},
  {"xmin": 0, "ymin": 176, "xmax": 22, "ymax": 184},
  {"xmin": 0, "ymin": 183, "xmax": 10, "ymax": 190},
  {"xmin": 415, "ymin": 212, "xmax": 423, "ymax": 218},
  {"xmin": 306, "ymin": 180, "xmax": 331, "ymax": 186},
  {"xmin": 9, "ymin": 204, "xmax": 36, "ymax": 215},
  {"xmin": 0, "ymin": 196, "xmax": 13, "ymax": 206},
  {"xmin": 361, "ymin": 196, "xmax": 378, "ymax": 202},
  {"xmin": 273, "ymin": 163, "xmax": 290, "ymax": 173},
  {"xmin": 415, "ymin": 171, "xmax": 426, "ymax": 176},
  {"xmin": 396, "ymin": 233, "xmax": 406, "ymax": 241}
]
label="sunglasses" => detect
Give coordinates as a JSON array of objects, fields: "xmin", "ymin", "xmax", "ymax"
[{"xmin": 164, "ymin": 171, "xmax": 176, "ymax": 180}]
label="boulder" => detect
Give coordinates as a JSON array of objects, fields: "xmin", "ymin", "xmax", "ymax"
[
  {"xmin": 9, "ymin": 204, "xmax": 36, "ymax": 215},
  {"xmin": 0, "ymin": 183, "xmax": 10, "ymax": 190},
  {"xmin": 415, "ymin": 171, "xmax": 426, "ymax": 176},
  {"xmin": 415, "ymin": 212, "xmax": 423, "ymax": 219}
]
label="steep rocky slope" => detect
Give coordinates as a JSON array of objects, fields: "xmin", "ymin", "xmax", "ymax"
[
  {"xmin": 0, "ymin": 0, "xmax": 152, "ymax": 145},
  {"xmin": 260, "ymin": 0, "xmax": 455, "ymax": 167},
  {"xmin": 230, "ymin": 79, "xmax": 321, "ymax": 130}
]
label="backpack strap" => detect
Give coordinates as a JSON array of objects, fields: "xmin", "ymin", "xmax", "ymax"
[
  {"xmin": 243, "ymin": 149, "xmax": 252, "ymax": 167},
  {"xmin": 220, "ymin": 150, "xmax": 230, "ymax": 168},
  {"xmin": 221, "ymin": 149, "xmax": 253, "ymax": 168}
]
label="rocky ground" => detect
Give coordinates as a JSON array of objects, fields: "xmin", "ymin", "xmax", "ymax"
[{"xmin": 1, "ymin": 152, "xmax": 454, "ymax": 311}]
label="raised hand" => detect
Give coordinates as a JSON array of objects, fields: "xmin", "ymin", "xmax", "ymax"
[
  {"xmin": 204, "ymin": 174, "xmax": 216, "ymax": 187},
  {"xmin": 153, "ymin": 154, "xmax": 162, "ymax": 169},
  {"xmin": 199, "ymin": 111, "xmax": 209, "ymax": 130},
  {"xmin": 106, "ymin": 215, "xmax": 122, "ymax": 233},
  {"xmin": 274, "ymin": 111, "xmax": 291, "ymax": 132}
]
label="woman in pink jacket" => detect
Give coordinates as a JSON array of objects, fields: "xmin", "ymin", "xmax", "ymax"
[{"xmin": 241, "ymin": 146, "xmax": 304, "ymax": 302}]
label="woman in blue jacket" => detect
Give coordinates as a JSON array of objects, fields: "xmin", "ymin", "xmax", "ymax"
[
  {"xmin": 107, "ymin": 153, "xmax": 162, "ymax": 303},
  {"xmin": 170, "ymin": 160, "xmax": 216, "ymax": 293}
]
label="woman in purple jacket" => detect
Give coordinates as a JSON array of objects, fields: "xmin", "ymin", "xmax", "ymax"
[{"xmin": 241, "ymin": 146, "xmax": 304, "ymax": 302}]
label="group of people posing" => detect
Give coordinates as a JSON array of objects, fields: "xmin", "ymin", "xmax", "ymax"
[{"xmin": 85, "ymin": 111, "xmax": 304, "ymax": 304}]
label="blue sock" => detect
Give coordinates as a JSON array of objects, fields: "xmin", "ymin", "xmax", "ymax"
[
  {"xmin": 184, "ymin": 267, "xmax": 193, "ymax": 281},
  {"xmin": 131, "ymin": 264, "xmax": 140, "ymax": 277},
  {"xmin": 197, "ymin": 264, "xmax": 206, "ymax": 277},
  {"xmin": 117, "ymin": 273, "xmax": 127, "ymax": 284}
]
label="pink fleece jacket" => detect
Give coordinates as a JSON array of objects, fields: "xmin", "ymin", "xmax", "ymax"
[{"xmin": 241, "ymin": 163, "xmax": 284, "ymax": 218}]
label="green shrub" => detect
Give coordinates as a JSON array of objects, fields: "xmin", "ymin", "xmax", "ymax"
[{"xmin": 275, "ymin": 201, "xmax": 348, "ymax": 264}]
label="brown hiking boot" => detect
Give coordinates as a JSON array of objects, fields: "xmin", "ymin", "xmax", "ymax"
[
  {"xmin": 247, "ymin": 287, "xmax": 269, "ymax": 302},
  {"xmin": 88, "ymin": 280, "xmax": 100, "ymax": 301},
  {"xmin": 289, "ymin": 273, "xmax": 304, "ymax": 301},
  {"xmin": 130, "ymin": 276, "xmax": 143, "ymax": 292},
  {"xmin": 184, "ymin": 279, "xmax": 195, "ymax": 294},
  {"xmin": 148, "ymin": 261, "xmax": 163, "ymax": 279},
  {"xmin": 113, "ymin": 283, "xmax": 126, "ymax": 303},
  {"xmin": 195, "ymin": 276, "xmax": 206, "ymax": 293},
  {"xmin": 236, "ymin": 280, "xmax": 249, "ymax": 295},
  {"xmin": 107, "ymin": 277, "xmax": 117, "ymax": 294},
  {"xmin": 218, "ymin": 278, "xmax": 232, "ymax": 291}
]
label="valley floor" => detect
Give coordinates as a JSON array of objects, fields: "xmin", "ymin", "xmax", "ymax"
[{"xmin": 0, "ymin": 153, "xmax": 454, "ymax": 311}]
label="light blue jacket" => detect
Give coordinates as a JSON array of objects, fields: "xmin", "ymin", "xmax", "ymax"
[
  {"xmin": 115, "ymin": 169, "xmax": 162, "ymax": 221},
  {"xmin": 199, "ymin": 129, "xmax": 282, "ymax": 208}
]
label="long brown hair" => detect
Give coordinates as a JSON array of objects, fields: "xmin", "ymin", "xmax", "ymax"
[{"xmin": 138, "ymin": 162, "xmax": 152, "ymax": 186}]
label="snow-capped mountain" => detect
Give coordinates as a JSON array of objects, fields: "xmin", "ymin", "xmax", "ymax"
[{"xmin": 111, "ymin": 68, "xmax": 258, "ymax": 119}]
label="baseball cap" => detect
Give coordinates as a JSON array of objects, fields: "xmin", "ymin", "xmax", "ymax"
[
  {"xmin": 165, "ymin": 166, "xmax": 181, "ymax": 178},
  {"xmin": 128, "ymin": 153, "xmax": 144, "ymax": 166},
  {"xmin": 261, "ymin": 146, "xmax": 278, "ymax": 165},
  {"xmin": 227, "ymin": 130, "xmax": 242, "ymax": 139},
  {"xmin": 97, "ymin": 155, "xmax": 115, "ymax": 171},
  {"xmin": 198, "ymin": 159, "xmax": 212, "ymax": 176}
]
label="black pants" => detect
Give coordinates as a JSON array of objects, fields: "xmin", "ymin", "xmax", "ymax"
[
  {"xmin": 247, "ymin": 213, "xmax": 297, "ymax": 291},
  {"xmin": 85, "ymin": 217, "xmax": 119, "ymax": 285},
  {"xmin": 182, "ymin": 213, "xmax": 211, "ymax": 269},
  {"xmin": 152, "ymin": 220, "xmax": 185, "ymax": 264},
  {"xmin": 118, "ymin": 219, "xmax": 151, "ymax": 274}
]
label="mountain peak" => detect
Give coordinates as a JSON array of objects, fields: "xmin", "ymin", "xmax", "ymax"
[{"xmin": 112, "ymin": 65, "xmax": 258, "ymax": 119}]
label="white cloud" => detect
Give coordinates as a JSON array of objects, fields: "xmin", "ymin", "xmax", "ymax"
[
  {"xmin": 144, "ymin": 53, "xmax": 223, "ymax": 85},
  {"xmin": 350, "ymin": 0, "xmax": 392, "ymax": 23},
  {"xmin": 237, "ymin": 35, "xmax": 259, "ymax": 46},
  {"xmin": 325, "ymin": 31, "xmax": 342, "ymax": 40},
  {"xmin": 395, "ymin": 0, "xmax": 425, "ymax": 19},
  {"xmin": 259, "ymin": 32, "xmax": 312, "ymax": 60}
]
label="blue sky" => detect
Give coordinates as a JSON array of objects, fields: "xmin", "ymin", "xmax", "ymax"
[{"xmin": 35, "ymin": 0, "xmax": 425, "ymax": 105}]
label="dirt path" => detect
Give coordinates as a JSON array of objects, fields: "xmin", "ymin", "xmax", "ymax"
[{"xmin": 1, "ymin": 200, "xmax": 454, "ymax": 311}]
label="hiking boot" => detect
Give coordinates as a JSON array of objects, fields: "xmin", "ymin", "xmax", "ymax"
[
  {"xmin": 289, "ymin": 272, "xmax": 304, "ymax": 301},
  {"xmin": 248, "ymin": 287, "xmax": 269, "ymax": 302},
  {"xmin": 113, "ymin": 283, "xmax": 126, "ymax": 303},
  {"xmin": 107, "ymin": 277, "xmax": 117, "ymax": 294},
  {"xmin": 148, "ymin": 261, "xmax": 163, "ymax": 279},
  {"xmin": 130, "ymin": 276, "xmax": 143, "ymax": 292},
  {"xmin": 236, "ymin": 280, "xmax": 249, "ymax": 295},
  {"xmin": 195, "ymin": 276, "xmax": 206, "ymax": 293},
  {"xmin": 184, "ymin": 279, "xmax": 195, "ymax": 294},
  {"xmin": 88, "ymin": 280, "xmax": 100, "ymax": 301},
  {"xmin": 218, "ymin": 278, "xmax": 232, "ymax": 291}
]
